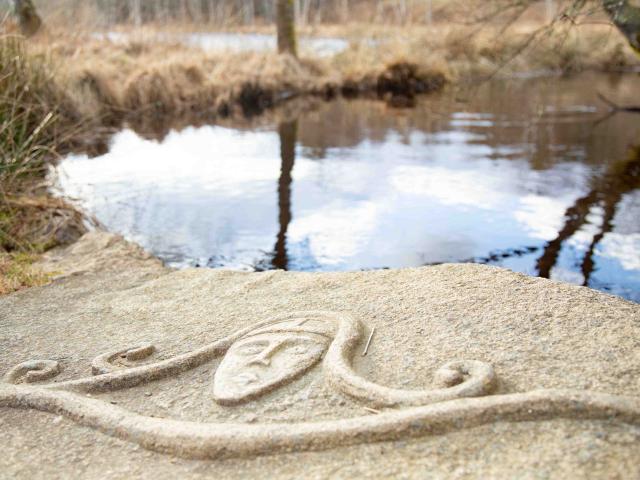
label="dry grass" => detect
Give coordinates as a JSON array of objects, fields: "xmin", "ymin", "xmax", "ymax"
[
  {"xmin": 329, "ymin": 22, "xmax": 638, "ymax": 81},
  {"xmin": 26, "ymin": 21, "xmax": 637, "ymax": 133},
  {"xmin": 0, "ymin": 35, "xmax": 69, "ymax": 185},
  {"xmin": 26, "ymin": 29, "xmax": 450, "ymax": 135},
  {"xmin": 0, "ymin": 251, "xmax": 51, "ymax": 295},
  {"xmin": 0, "ymin": 194, "xmax": 86, "ymax": 251},
  {"xmin": 0, "ymin": 35, "xmax": 86, "ymax": 271}
]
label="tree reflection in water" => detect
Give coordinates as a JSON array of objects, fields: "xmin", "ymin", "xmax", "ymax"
[
  {"xmin": 271, "ymin": 120, "xmax": 297, "ymax": 270},
  {"xmin": 266, "ymin": 122, "xmax": 640, "ymax": 289},
  {"xmin": 536, "ymin": 145, "xmax": 640, "ymax": 286},
  {"xmin": 52, "ymin": 74, "xmax": 640, "ymax": 300}
]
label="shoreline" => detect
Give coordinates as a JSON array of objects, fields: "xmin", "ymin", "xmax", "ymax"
[{"xmin": 1, "ymin": 21, "xmax": 639, "ymax": 294}]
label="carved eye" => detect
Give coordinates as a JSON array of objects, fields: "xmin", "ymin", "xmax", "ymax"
[{"xmin": 237, "ymin": 344, "xmax": 266, "ymax": 356}]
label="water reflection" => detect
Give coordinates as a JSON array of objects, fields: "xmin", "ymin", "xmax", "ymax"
[
  {"xmin": 271, "ymin": 120, "xmax": 297, "ymax": 271},
  {"xmin": 52, "ymin": 73, "xmax": 640, "ymax": 301},
  {"xmin": 537, "ymin": 149, "xmax": 640, "ymax": 286}
]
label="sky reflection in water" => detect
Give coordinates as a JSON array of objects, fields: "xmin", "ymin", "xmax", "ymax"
[{"xmin": 53, "ymin": 74, "xmax": 640, "ymax": 302}]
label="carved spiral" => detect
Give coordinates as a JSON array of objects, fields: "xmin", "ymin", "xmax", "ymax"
[
  {"xmin": 321, "ymin": 312, "xmax": 497, "ymax": 407},
  {"xmin": 3, "ymin": 360, "xmax": 61, "ymax": 384},
  {"xmin": 91, "ymin": 343, "xmax": 156, "ymax": 375}
]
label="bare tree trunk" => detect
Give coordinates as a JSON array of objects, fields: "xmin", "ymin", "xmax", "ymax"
[
  {"xmin": 300, "ymin": 0, "xmax": 311, "ymax": 25},
  {"xmin": 11, "ymin": 0, "xmax": 42, "ymax": 36},
  {"xmin": 167, "ymin": 0, "xmax": 181, "ymax": 20},
  {"xmin": 375, "ymin": 0, "xmax": 384, "ymax": 23},
  {"xmin": 313, "ymin": 0, "xmax": 323, "ymax": 24},
  {"xmin": 132, "ymin": 0, "xmax": 142, "ymax": 26},
  {"xmin": 341, "ymin": 0, "xmax": 349, "ymax": 23},
  {"xmin": 276, "ymin": 0, "xmax": 297, "ymax": 56},
  {"xmin": 113, "ymin": 0, "xmax": 130, "ymax": 23},
  {"xmin": 244, "ymin": 0, "xmax": 255, "ymax": 25},
  {"xmin": 264, "ymin": 0, "xmax": 275, "ymax": 23},
  {"xmin": 425, "ymin": 0, "xmax": 433, "ymax": 24},
  {"xmin": 396, "ymin": 0, "xmax": 407, "ymax": 24},
  {"xmin": 182, "ymin": 0, "xmax": 195, "ymax": 22},
  {"xmin": 215, "ymin": 0, "xmax": 225, "ymax": 25},
  {"xmin": 200, "ymin": 0, "xmax": 211, "ymax": 22},
  {"xmin": 142, "ymin": 1, "xmax": 157, "ymax": 23}
]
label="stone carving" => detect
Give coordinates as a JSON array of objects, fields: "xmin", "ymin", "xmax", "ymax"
[
  {"xmin": 91, "ymin": 343, "xmax": 156, "ymax": 375},
  {"xmin": 1, "ymin": 311, "xmax": 640, "ymax": 460},
  {"xmin": 4, "ymin": 360, "xmax": 61, "ymax": 384},
  {"xmin": 213, "ymin": 317, "xmax": 333, "ymax": 405}
]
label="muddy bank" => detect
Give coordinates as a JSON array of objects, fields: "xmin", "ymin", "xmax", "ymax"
[{"xmin": 73, "ymin": 58, "xmax": 446, "ymax": 141}]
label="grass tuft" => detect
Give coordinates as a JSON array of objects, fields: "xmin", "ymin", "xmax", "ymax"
[
  {"xmin": 0, "ymin": 35, "xmax": 86, "ymax": 257},
  {"xmin": 0, "ymin": 251, "xmax": 51, "ymax": 295}
]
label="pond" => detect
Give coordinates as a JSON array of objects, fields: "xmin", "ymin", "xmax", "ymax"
[
  {"xmin": 98, "ymin": 31, "xmax": 349, "ymax": 57},
  {"xmin": 51, "ymin": 73, "xmax": 640, "ymax": 302}
]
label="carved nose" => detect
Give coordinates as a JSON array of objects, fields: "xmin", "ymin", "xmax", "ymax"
[
  {"xmin": 247, "ymin": 341, "xmax": 283, "ymax": 366},
  {"xmin": 248, "ymin": 357, "xmax": 271, "ymax": 366}
]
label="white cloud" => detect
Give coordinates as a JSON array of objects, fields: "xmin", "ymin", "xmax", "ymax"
[
  {"xmin": 288, "ymin": 201, "xmax": 380, "ymax": 265},
  {"xmin": 599, "ymin": 233, "xmax": 640, "ymax": 271}
]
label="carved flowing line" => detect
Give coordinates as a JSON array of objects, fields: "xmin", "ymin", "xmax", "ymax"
[
  {"xmin": 30, "ymin": 311, "xmax": 497, "ymax": 407},
  {"xmin": 323, "ymin": 312, "xmax": 498, "ymax": 407},
  {"xmin": 40, "ymin": 317, "xmax": 288, "ymax": 393},
  {"xmin": 4, "ymin": 311, "xmax": 637, "ymax": 459},
  {"xmin": 1, "ymin": 384, "xmax": 639, "ymax": 460}
]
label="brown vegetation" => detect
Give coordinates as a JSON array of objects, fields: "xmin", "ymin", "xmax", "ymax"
[
  {"xmin": 11, "ymin": 0, "xmax": 42, "ymax": 36},
  {"xmin": 23, "ymin": 20, "xmax": 637, "ymax": 134},
  {"xmin": 0, "ymin": 35, "xmax": 86, "ymax": 283},
  {"xmin": 0, "ymin": 250, "xmax": 51, "ymax": 295}
]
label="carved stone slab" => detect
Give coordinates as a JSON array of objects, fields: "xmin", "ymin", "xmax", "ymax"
[{"xmin": 1, "ymin": 233, "xmax": 639, "ymax": 479}]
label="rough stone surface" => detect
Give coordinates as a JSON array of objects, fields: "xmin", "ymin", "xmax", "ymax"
[{"xmin": 1, "ymin": 232, "xmax": 639, "ymax": 479}]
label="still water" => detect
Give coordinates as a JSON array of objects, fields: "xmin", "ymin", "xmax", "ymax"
[
  {"xmin": 52, "ymin": 73, "xmax": 640, "ymax": 301},
  {"xmin": 99, "ymin": 31, "xmax": 348, "ymax": 57}
]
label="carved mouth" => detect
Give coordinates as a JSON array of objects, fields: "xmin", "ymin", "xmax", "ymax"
[{"xmin": 234, "ymin": 372, "xmax": 260, "ymax": 386}]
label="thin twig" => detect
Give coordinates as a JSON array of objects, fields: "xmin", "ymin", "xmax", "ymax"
[
  {"xmin": 597, "ymin": 92, "xmax": 640, "ymax": 113},
  {"xmin": 597, "ymin": 92, "xmax": 620, "ymax": 110},
  {"xmin": 363, "ymin": 407, "xmax": 381, "ymax": 415},
  {"xmin": 362, "ymin": 327, "xmax": 375, "ymax": 356}
]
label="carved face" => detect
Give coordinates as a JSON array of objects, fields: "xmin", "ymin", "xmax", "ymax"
[{"xmin": 213, "ymin": 332, "xmax": 328, "ymax": 405}]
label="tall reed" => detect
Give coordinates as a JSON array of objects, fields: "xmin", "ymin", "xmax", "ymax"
[
  {"xmin": 0, "ymin": 35, "xmax": 84, "ymax": 255},
  {"xmin": 0, "ymin": 35, "xmax": 63, "ymax": 186}
]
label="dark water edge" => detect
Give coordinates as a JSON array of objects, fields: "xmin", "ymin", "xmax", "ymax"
[{"xmin": 52, "ymin": 72, "xmax": 640, "ymax": 302}]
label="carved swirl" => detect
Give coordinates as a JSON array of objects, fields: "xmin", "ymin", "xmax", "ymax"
[
  {"xmin": 91, "ymin": 343, "xmax": 156, "ymax": 375},
  {"xmin": 3, "ymin": 360, "xmax": 60, "ymax": 384},
  {"xmin": 1, "ymin": 311, "xmax": 639, "ymax": 460},
  {"xmin": 321, "ymin": 312, "xmax": 497, "ymax": 407}
]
